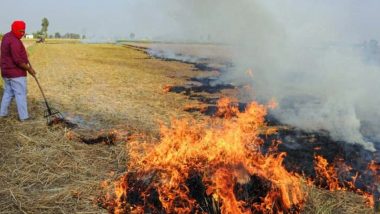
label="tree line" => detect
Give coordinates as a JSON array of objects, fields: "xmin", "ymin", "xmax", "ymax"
[
  {"xmin": 50, "ymin": 32, "xmax": 85, "ymax": 39},
  {"xmin": 31, "ymin": 17, "xmax": 85, "ymax": 41},
  {"xmin": 0, "ymin": 32, "xmax": 83, "ymax": 40}
]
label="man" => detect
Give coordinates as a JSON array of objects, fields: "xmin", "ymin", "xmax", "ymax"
[{"xmin": 0, "ymin": 20, "xmax": 36, "ymax": 121}]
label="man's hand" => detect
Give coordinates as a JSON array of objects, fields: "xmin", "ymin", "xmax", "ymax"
[
  {"xmin": 27, "ymin": 67, "xmax": 36, "ymax": 77},
  {"xmin": 19, "ymin": 63, "xmax": 36, "ymax": 77}
]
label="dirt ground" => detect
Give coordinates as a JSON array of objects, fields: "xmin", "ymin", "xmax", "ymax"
[{"xmin": 0, "ymin": 40, "xmax": 373, "ymax": 213}]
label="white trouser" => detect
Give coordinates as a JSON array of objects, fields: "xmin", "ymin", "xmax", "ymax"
[{"xmin": 0, "ymin": 77, "xmax": 29, "ymax": 120}]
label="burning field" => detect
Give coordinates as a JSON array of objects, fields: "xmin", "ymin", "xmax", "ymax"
[
  {"xmin": 100, "ymin": 98, "xmax": 305, "ymax": 213},
  {"xmin": 0, "ymin": 40, "xmax": 378, "ymax": 213},
  {"xmin": 99, "ymin": 97, "xmax": 377, "ymax": 213}
]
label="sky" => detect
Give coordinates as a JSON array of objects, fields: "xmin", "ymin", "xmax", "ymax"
[
  {"xmin": 1, "ymin": 0, "xmax": 380, "ymax": 42},
  {"xmin": 0, "ymin": 0, "xmax": 140, "ymax": 38}
]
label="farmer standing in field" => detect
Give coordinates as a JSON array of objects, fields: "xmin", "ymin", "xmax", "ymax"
[{"xmin": 0, "ymin": 20, "xmax": 36, "ymax": 121}]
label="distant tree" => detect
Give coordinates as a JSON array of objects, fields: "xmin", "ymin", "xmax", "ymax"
[
  {"xmin": 63, "ymin": 33, "xmax": 80, "ymax": 39},
  {"xmin": 82, "ymin": 35, "xmax": 86, "ymax": 39},
  {"xmin": 0, "ymin": 33, "xmax": 3, "ymax": 39},
  {"xmin": 41, "ymin": 17, "xmax": 49, "ymax": 36},
  {"xmin": 49, "ymin": 35, "xmax": 53, "ymax": 39},
  {"xmin": 35, "ymin": 17, "xmax": 49, "ymax": 43},
  {"xmin": 54, "ymin": 32, "xmax": 61, "ymax": 38},
  {"xmin": 129, "ymin": 33, "xmax": 135, "ymax": 40}
]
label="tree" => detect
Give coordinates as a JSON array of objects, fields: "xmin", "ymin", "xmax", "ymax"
[
  {"xmin": 63, "ymin": 33, "xmax": 80, "ymax": 39},
  {"xmin": 36, "ymin": 17, "xmax": 49, "ymax": 42},
  {"xmin": 41, "ymin": 17, "xmax": 49, "ymax": 36},
  {"xmin": 54, "ymin": 32, "xmax": 61, "ymax": 38},
  {"xmin": 82, "ymin": 35, "xmax": 86, "ymax": 39}
]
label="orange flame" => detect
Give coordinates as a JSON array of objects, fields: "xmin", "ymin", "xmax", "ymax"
[
  {"xmin": 106, "ymin": 98, "xmax": 304, "ymax": 213},
  {"xmin": 314, "ymin": 155, "xmax": 342, "ymax": 191},
  {"xmin": 368, "ymin": 160, "xmax": 379, "ymax": 181},
  {"xmin": 163, "ymin": 85, "xmax": 173, "ymax": 93},
  {"xmin": 215, "ymin": 97, "xmax": 239, "ymax": 118},
  {"xmin": 314, "ymin": 155, "xmax": 375, "ymax": 207}
]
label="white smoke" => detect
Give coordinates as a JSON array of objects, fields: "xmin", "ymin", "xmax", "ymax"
[{"xmin": 141, "ymin": 0, "xmax": 380, "ymax": 151}]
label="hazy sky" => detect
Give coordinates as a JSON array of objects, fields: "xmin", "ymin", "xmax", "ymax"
[{"xmin": 1, "ymin": 0, "xmax": 379, "ymax": 42}]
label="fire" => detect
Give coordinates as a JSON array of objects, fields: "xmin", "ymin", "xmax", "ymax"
[
  {"xmin": 102, "ymin": 98, "xmax": 304, "ymax": 213},
  {"xmin": 163, "ymin": 84, "xmax": 173, "ymax": 93},
  {"xmin": 65, "ymin": 130, "xmax": 78, "ymax": 141},
  {"xmin": 314, "ymin": 155, "xmax": 376, "ymax": 207},
  {"xmin": 267, "ymin": 99, "xmax": 278, "ymax": 110},
  {"xmin": 314, "ymin": 155, "xmax": 341, "ymax": 191},
  {"xmin": 368, "ymin": 161, "xmax": 379, "ymax": 207},
  {"xmin": 215, "ymin": 97, "xmax": 239, "ymax": 118},
  {"xmin": 368, "ymin": 160, "xmax": 380, "ymax": 181}
]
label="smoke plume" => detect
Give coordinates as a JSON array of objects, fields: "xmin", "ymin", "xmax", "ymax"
[{"xmin": 144, "ymin": 0, "xmax": 380, "ymax": 151}]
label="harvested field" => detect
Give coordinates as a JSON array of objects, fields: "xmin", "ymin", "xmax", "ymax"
[
  {"xmin": 0, "ymin": 40, "xmax": 374, "ymax": 213},
  {"xmin": 27, "ymin": 42, "xmax": 203, "ymax": 133},
  {"xmin": 0, "ymin": 41, "xmax": 205, "ymax": 213}
]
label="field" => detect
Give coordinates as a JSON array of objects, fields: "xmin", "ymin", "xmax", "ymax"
[
  {"xmin": 0, "ymin": 40, "xmax": 373, "ymax": 213},
  {"xmin": 0, "ymin": 41, "xmax": 204, "ymax": 213}
]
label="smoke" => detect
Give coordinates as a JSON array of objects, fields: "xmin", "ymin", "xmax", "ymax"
[{"xmin": 143, "ymin": 0, "xmax": 380, "ymax": 151}]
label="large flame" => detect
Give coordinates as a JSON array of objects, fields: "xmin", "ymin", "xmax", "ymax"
[{"xmin": 104, "ymin": 98, "xmax": 304, "ymax": 213}]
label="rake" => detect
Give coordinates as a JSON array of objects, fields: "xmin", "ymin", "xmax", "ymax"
[{"xmin": 33, "ymin": 75, "xmax": 64, "ymax": 125}]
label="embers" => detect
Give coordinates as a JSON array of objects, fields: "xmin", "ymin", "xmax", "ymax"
[
  {"xmin": 80, "ymin": 132, "xmax": 117, "ymax": 145},
  {"xmin": 102, "ymin": 171, "xmax": 301, "ymax": 214},
  {"xmin": 166, "ymin": 82, "xmax": 235, "ymax": 95},
  {"xmin": 48, "ymin": 117, "xmax": 78, "ymax": 129},
  {"xmin": 66, "ymin": 129, "xmax": 121, "ymax": 145}
]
